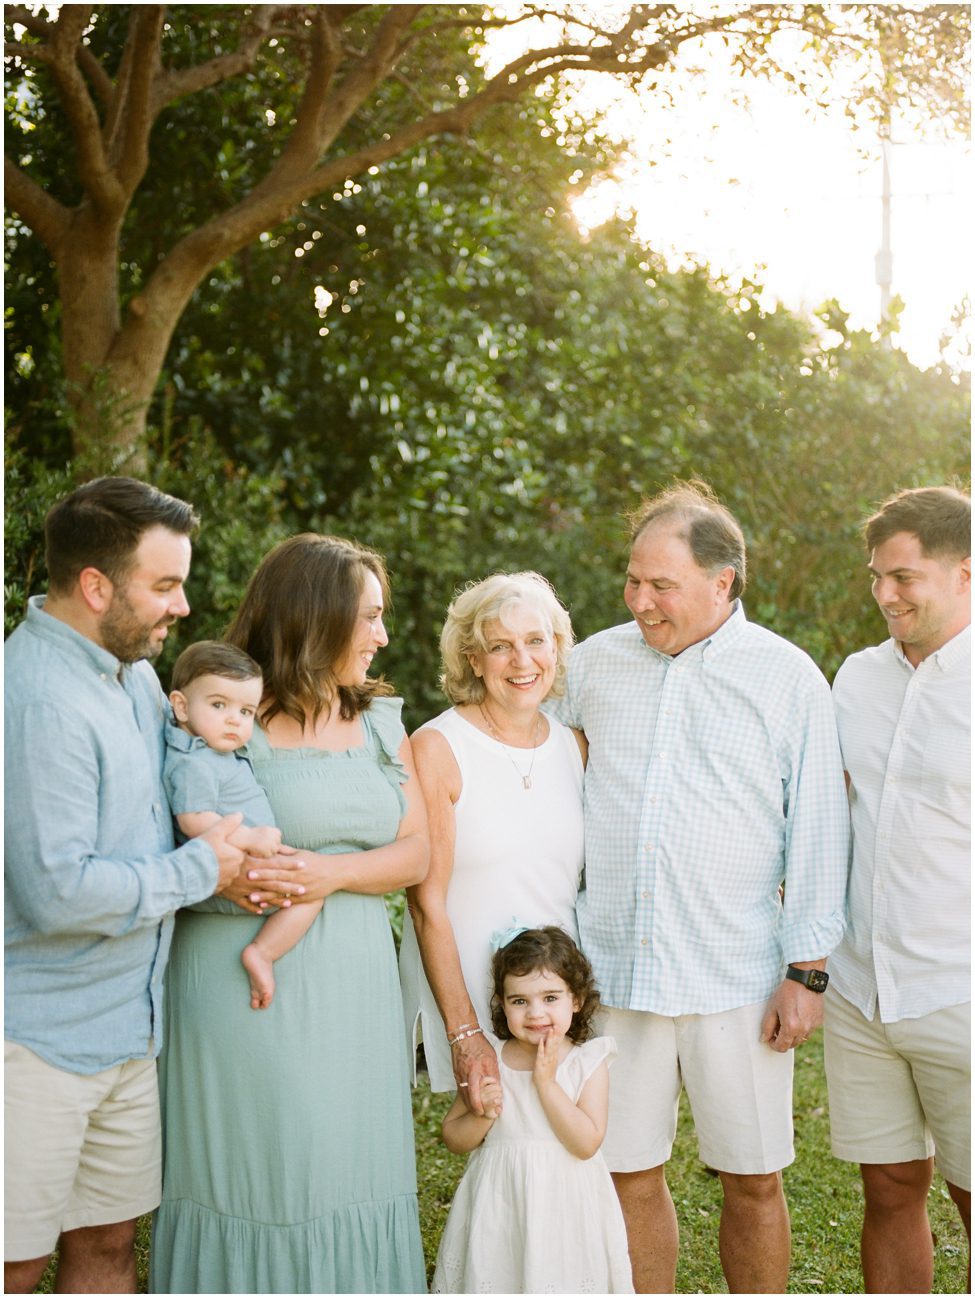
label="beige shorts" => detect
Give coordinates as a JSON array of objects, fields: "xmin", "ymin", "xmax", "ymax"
[
  {"xmin": 824, "ymin": 988, "xmax": 971, "ymax": 1191},
  {"xmin": 4, "ymin": 1041, "xmax": 162, "ymax": 1261},
  {"xmin": 600, "ymin": 1001, "xmax": 795, "ymax": 1176}
]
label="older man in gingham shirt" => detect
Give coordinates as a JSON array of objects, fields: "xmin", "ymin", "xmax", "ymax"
[{"xmin": 556, "ymin": 481, "xmax": 849, "ymax": 1294}]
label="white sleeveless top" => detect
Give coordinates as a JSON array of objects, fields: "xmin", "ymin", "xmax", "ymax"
[{"xmin": 399, "ymin": 707, "xmax": 585, "ymax": 1090}]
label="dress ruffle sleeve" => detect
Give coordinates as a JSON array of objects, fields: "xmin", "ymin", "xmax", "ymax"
[
  {"xmin": 572, "ymin": 1035, "xmax": 619, "ymax": 1088},
  {"xmin": 366, "ymin": 697, "xmax": 409, "ymax": 808}
]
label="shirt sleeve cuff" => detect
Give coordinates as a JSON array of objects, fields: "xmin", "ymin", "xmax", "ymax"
[
  {"xmin": 781, "ymin": 909, "xmax": 846, "ymax": 965},
  {"xmin": 176, "ymin": 836, "xmax": 221, "ymax": 906}
]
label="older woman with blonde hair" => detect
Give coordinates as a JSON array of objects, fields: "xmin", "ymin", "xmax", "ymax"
[{"xmin": 400, "ymin": 571, "xmax": 585, "ymax": 1113}]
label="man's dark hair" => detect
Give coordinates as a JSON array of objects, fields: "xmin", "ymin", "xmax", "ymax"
[
  {"xmin": 44, "ymin": 477, "xmax": 199, "ymax": 594},
  {"xmin": 628, "ymin": 479, "xmax": 747, "ymax": 600},
  {"xmin": 170, "ymin": 641, "xmax": 263, "ymax": 694},
  {"xmin": 864, "ymin": 486, "xmax": 971, "ymax": 562}
]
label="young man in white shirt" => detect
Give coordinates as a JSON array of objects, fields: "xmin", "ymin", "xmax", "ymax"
[{"xmin": 827, "ymin": 485, "xmax": 971, "ymax": 1293}]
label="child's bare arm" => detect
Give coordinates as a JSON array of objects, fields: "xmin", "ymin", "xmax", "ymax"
[
  {"xmin": 533, "ymin": 1037, "xmax": 608, "ymax": 1160},
  {"xmin": 176, "ymin": 811, "xmax": 281, "ymax": 858},
  {"xmin": 442, "ymin": 1078, "xmax": 502, "ymax": 1153},
  {"xmin": 176, "ymin": 810, "xmax": 222, "ymax": 839}
]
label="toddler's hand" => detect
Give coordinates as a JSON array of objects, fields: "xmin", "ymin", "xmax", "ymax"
[
  {"xmin": 479, "ymin": 1077, "xmax": 503, "ymax": 1120},
  {"xmin": 532, "ymin": 1029, "xmax": 560, "ymax": 1088},
  {"xmin": 236, "ymin": 824, "xmax": 282, "ymax": 858}
]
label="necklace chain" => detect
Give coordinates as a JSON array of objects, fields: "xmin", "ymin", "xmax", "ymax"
[{"xmin": 479, "ymin": 702, "xmax": 541, "ymax": 791}]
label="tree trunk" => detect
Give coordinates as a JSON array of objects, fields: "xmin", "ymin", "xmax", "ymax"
[
  {"xmin": 56, "ymin": 204, "xmax": 145, "ymax": 465},
  {"xmin": 57, "ymin": 203, "xmax": 186, "ymax": 472}
]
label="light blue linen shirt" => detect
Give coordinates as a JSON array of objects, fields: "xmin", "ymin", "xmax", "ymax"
[
  {"xmin": 554, "ymin": 602, "xmax": 849, "ymax": 1016},
  {"xmin": 4, "ymin": 597, "xmax": 219, "ymax": 1073}
]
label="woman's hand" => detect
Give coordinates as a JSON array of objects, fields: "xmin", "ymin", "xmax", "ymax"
[
  {"xmin": 453, "ymin": 1030, "xmax": 502, "ymax": 1116},
  {"xmin": 217, "ymin": 847, "xmax": 307, "ymax": 912}
]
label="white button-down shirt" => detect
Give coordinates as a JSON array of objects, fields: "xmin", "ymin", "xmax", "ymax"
[
  {"xmin": 830, "ymin": 626, "xmax": 970, "ymax": 1023},
  {"xmin": 555, "ymin": 602, "xmax": 849, "ymax": 1016}
]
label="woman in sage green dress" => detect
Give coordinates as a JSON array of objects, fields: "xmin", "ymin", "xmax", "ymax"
[{"xmin": 151, "ymin": 534, "xmax": 429, "ymax": 1295}]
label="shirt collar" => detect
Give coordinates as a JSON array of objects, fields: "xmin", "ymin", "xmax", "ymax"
[
  {"xmin": 26, "ymin": 594, "xmax": 123, "ymax": 678},
  {"xmin": 164, "ymin": 716, "xmax": 250, "ymax": 758},
  {"xmin": 641, "ymin": 599, "xmax": 746, "ymax": 666},
  {"xmin": 892, "ymin": 623, "xmax": 971, "ymax": 675},
  {"xmin": 164, "ymin": 718, "xmax": 209, "ymax": 752}
]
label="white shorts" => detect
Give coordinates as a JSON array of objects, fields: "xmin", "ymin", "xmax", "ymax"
[
  {"xmin": 824, "ymin": 988, "xmax": 971, "ymax": 1192},
  {"xmin": 4, "ymin": 1041, "xmax": 162, "ymax": 1261},
  {"xmin": 600, "ymin": 1001, "xmax": 794, "ymax": 1176}
]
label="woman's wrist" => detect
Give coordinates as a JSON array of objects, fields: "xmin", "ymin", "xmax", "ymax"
[{"xmin": 447, "ymin": 1024, "xmax": 484, "ymax": 1047}]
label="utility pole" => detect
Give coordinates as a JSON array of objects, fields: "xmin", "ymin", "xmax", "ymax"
[
  {"xmin": 876, "ymin": 127, "xmax": 893, "ymax": 337},
  {"xmin": 875, "ymin": 51, "xmax": 894, "ymax": 346}
]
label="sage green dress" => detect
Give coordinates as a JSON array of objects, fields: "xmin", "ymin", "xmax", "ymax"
[{"xmin": 151, "ymin": 699, "xmax": 426, "ymax": 1294}]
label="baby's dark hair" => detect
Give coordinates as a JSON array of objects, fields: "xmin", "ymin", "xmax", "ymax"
[
  {"xmin": 490, "ymin": 926, "xmax": 600, "ymax": 1044},
  {"xmin": 171, "ymin": 640, "xmax": 263, "ymax": 694}
]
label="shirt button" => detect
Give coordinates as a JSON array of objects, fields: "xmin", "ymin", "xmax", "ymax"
[
  {"xmin": 642, "ymin": 890, "xmax": 651, "ymax": 899},
  {"xmin": 645, "ymin": 844, "xmax": 655, "ymax": 854},
  {"xmin": 641, "ymin": 938, "xmax": 649, "ymax": 946},
  {"xmin": 648, "ymin": 796, "xmax": 657, "ymax": 804},
  {"xmin": 153, "ymin": 802, "xmax": 161, "ymax": 814}
]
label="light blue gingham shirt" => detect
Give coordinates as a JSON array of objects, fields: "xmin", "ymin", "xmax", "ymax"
[
  {"xmin": 554, "ymin": 602, "xmax": 849, "ymax": 1016},
  {"xmin": 4, "ymin": 597, "xmax": 218, "ymax": 1074}
]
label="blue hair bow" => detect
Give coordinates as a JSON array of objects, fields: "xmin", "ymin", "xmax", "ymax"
[{"xmin": 490, "ymin": 923, "xmax": 529, "ymax": 952}]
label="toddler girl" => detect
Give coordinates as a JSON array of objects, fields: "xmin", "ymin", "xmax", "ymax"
[
  {"xmin": 165, "ymin": 640, "xmax": 323, "ymax": 1009},
  {"xmin": 432, "ymin": 925, "xmax": 634, "ymax": 1294}
]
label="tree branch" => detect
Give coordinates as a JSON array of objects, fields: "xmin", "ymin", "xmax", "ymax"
[
  {"xmin": 6, "ymin": 7, "xmax": 114, "ymax": 106},
  {"xmin": 4, "ymin": 156, "xmax": 71, "ymax": 256},
  {"xmin": 320, "ymin": 5, "xmax": 425, "ymax": 145},
  {"xmin": 152, "ymin": 5, "xmax": 286, "ymax": 111},
  {"xmin": 45, "ymin": 6, "xmax": 124, "ymax": 215},
  {"xmin": 256, "ymin": 7, "xmax": 345, "ymax": 183},
  {"xmin": 3, "ymin": 6, "xmax": 52, "ymax": 38},
  {"xmin": 76, "ymin": 43, "xmax": 114, "ymax": 108},
  {"xmin": 108, "ymin": 8, "xmax": 165, "ymax": 191}
]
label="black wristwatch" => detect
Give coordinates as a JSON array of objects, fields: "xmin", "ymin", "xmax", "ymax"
[{"xmin": 785, "ymin": 965, "xmax": 829, "ymax": 993}]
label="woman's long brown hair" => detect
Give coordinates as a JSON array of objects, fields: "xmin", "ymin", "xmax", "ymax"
[{"xmin": 225, "ymin": 533, "xmax": 393, "ymax": 726}]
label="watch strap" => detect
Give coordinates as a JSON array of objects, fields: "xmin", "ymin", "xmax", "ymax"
[{"xmin": 785, "ymin": 964, "xmax": 829, "ymax": 993}]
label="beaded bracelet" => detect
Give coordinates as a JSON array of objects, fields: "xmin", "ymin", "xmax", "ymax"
[
  {"xmin": 447, "ymin": 1025, "xmax": 484, "ymax": 1047},
  {"xmin": 446, "ymin": 1022, "xmax": 476, "ymax": 1037}
]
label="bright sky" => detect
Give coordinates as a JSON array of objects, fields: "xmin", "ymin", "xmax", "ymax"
[{"xmin": 486, "ymin": 14, "xmax": 972, "ymax": 372}]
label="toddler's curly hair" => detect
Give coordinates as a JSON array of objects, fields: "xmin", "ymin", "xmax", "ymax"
[{"xmin": 490, "ymin": 926, "xmax": 600, "ymax": 1044}]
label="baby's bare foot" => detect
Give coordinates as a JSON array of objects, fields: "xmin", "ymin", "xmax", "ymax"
[{"xmin": 241, "ymin": 942, "xmax": 275, "ymax": 1009}]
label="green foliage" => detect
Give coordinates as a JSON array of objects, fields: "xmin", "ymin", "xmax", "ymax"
[
  {"xmin": 3, "ymin": 425, "xmax": 289, "ymax": 671},
  {"xmin": 5, "ymin": 26, "xmax": 969, "ymax": 708}
]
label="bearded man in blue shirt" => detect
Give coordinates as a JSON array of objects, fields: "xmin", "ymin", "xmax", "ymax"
[
  {"xmin": 4, "ymin": 477, "xmax": 303, "ymax": 1294},
  {"xmin": 556, "ymin": 481, "xmax": 849, "ymax": 1293}
]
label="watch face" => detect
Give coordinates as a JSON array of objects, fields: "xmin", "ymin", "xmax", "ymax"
[{"xmin": 808, "ymin": 970, "xmax": 829, "ymax": 992}]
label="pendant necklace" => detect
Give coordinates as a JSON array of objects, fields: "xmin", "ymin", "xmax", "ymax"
[{"xmin": 479, "ymin": 702, "xmax": 542, "ymax": 791}]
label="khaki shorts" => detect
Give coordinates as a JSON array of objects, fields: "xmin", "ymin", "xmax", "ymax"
[
  {"xmin": 4, "ymin": 1041, "xmax": 162, "ymax": 1261},
  {"xmin": 600, "ymin": 1001, "xmax": 795, "ymax": 1176},
  {"xmin": 824, "ymin": 988, "xmax": 971, "ymax": 1191}
]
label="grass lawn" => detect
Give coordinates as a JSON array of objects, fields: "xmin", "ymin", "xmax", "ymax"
[
  {"xmin": 415, "ymin": 1036, "xmax": 968, "ymax": 1294},
  {"xmin": 38, "ymin": 1036, "xmax": 967, "ymax": 1293}
]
